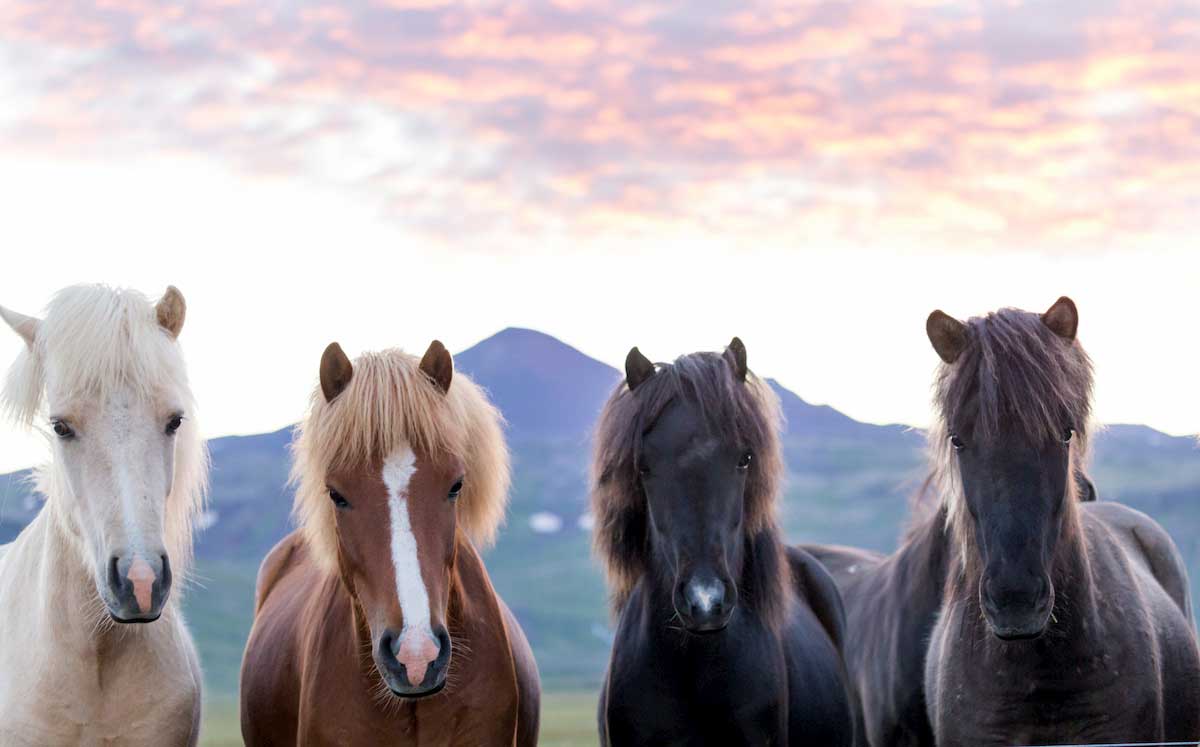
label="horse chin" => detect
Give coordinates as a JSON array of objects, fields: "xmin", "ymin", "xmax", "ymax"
[
  {"xmin": 385, "ymin": 677, "xmax": 447, "ymax": 700},
  {"xmin": 985, "ymin": 611, "xmax": 1050, "ymax": 641}
]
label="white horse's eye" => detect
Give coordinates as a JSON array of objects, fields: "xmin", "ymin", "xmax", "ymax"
[
  {"xmin": 165, "ymin": 414, "xmax": 184, "ymax": 436},
  {"xmin": 51, "ymin": 420, "xmax": 75, "ymax": 440}
]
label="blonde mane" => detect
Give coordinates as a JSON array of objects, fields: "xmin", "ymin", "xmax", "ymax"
[
  {"xmin": 290, "ymin": 347, "xmax": 511, "ymax": 571},
  {"xmin": 1, "ymin": 284, "xmax": 208, "ymax": 578}
]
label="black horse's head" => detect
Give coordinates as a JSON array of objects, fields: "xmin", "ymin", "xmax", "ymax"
[
  {"xmin": 927, "ymin": 297, "xmax": 1093, "ymax": 641},
  {"xmin": 591, "ymin": 338, "xmax": 784, "ymax": 634}
]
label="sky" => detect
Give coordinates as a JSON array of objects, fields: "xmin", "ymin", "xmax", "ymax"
[{"xmin": 0, "ymin": 0, "xmax": 1197, "ymax": 472}]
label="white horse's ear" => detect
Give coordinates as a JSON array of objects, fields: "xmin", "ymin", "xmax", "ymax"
[
  {"xmin": 0, "ymin": 305, "xmax": 41, "ymax": 349},
  {"xmin": 156, "ymin": 286, "xmax": 186, "ymax": 339}
]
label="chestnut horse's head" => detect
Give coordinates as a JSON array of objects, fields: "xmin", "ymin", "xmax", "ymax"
[{"xmin": 292, "ymin": 340, "xmax": 509, "ymax": 698}]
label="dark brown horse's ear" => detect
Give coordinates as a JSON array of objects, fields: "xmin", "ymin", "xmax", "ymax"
[
  {"xmin": 419, "ymin": 339, "xmax": 453, "ymax": 394},
  {"xmin": 155, "ymin": 286, "xmax": 186, "ymax": 339},
  {"xmin": 625, "ymin": 347, "xmax": 655, "ymax": 391},
  {"xmin": 926, "ymin": 310, "xmax": 968, "ymax": 364},
  {"xmin": 1042, "ymin": 296, "xmax": 1078, "ymax": 341},
  {"xmin": 319, "ymin": 342, "xmax": 354, "ymax": 403},
  {"xmin": 726, "ymin": 336, "xmax": 748, "ymax": 382}
]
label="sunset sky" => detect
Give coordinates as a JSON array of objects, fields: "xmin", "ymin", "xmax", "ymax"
[{"xmin": 0, "ymin": 0, "xmax": 1197, "ymax": 472}]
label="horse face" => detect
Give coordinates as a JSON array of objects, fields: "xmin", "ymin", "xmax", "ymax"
[
  {"xmin": 639, "ymin": 397, "xmax": 746, "ymax": 633},
  {"xmin": 327, "ymin": 445, "xmax": 463, "ymax": 697},
  {"xmin": 954, "ymin": 425, "xmax": 1072, "ymax": 640},
  {"xmin": 46, "ymin": 386, "xmax": 182, "ymax": 623}
]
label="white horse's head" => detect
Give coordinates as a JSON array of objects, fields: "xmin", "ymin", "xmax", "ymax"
[{"xmin": 1, "ymin": 285, "xmax": 206, "ymax": 623}]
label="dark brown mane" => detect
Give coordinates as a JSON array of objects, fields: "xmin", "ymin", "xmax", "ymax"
[{"xmin": 590, "ymin": 349, "xmax": 785, "ymax": 617}]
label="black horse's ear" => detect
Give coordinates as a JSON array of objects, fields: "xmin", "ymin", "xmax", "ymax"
[
  {"xmin": 320, "ymin": 342, "xmax": 354, "ymax": 403},
  {"xmin": 625, "ymin": 347, "xmax": 655, "ymax": 391},
  {"xmin": 726, "ymin": 336, "xmax": 748, "ymax": 382},
  {"xmin": 1042, "ymin": 296, "xmax": 1078, "ymax": 341},
  {"xmin": 419, "ymin": 339, "xmax": 454, "ymax": 394},
  {"xmin": 926, "ymin": 310, "xmax": 968, "ymax": 364}
]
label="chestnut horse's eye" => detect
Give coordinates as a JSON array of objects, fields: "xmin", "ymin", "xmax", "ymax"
[
  {"xmin": 448, "ymin": 480, "xmax": 464, "ymax": 501},
  {"xmin": 328, "ymin": 488, "xmax": 350, "ymax": 509},
  {"xmin": 1063, "ymin": 427, "xmax": 1074, "ymax": 444},
  {"xmin": 51, "ymin": 420, "xmax": 75, "ymax": 440},
  {"xmin": 165, "ymin": 414, "xmax": 184, "ymax": 436},
  {"xmin": 950, "ymin": 434, "xmax": 965, "ymax": 452},
  {"xmin": 737, "ymin": 452, "xmax": 753, "ymax": 470}
]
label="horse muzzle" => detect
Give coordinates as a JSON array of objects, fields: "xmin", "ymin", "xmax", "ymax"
[
  {"xmin": 981, "ymin": 576, "xmax": 1053, "ymax": 641},
  {"xmin": 674, "ymin": 574, "xmax": 736, "ymax": 633},
  {"xmin": 375, "ymin": 625, "xmax": 452, "ymax": 698},
  {"xmin": 105, "ymin": 552, "xmax": 171, "ymax": 623}
]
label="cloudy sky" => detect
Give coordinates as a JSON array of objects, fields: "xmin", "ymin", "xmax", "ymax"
[{"xmin": 0, "ymin": 0, "xmax": 1197, "ymax": 472}]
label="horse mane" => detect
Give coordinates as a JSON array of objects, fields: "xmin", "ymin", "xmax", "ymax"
[
  {"xmin": 1, "ymin": 284, "xmax": 208, "ymax": 578},
  {"xmin": 291, "ymin": 347, "xmax": 511, "ymax": 572},
  {"xmin": 928, "ymin": 306, "xmax": 1094, "ymax": 558},
  {"xmin": 590, "ymin": 348, "xmax": 786, "ymax": 619}
]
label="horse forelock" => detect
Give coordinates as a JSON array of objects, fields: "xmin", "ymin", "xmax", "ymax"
[
  {"xmin": 589, "ymin": 349, "xmax": 785, "ymax": 618},
  {"xmin": 291, "ymin": 348, "xmax": 511, "ymax": 573}
]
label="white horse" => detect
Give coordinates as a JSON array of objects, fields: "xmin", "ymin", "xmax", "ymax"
[{"xmin": 0, "ymin": 285, "xmax": 207, "ymax": 746}]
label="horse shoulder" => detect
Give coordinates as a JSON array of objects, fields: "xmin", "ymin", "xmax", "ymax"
[
  {"xmin": 254, "ymin": 530, "xmax": 305, "ymax": 612},
  {"xmin": 1085, "ymin": 501, "xmax": 1193, "ymax": 620},
  {"xmin": 786, "ymin": 545, "xmax": 849, "ymax": 652},
  {"xmin": 497, "ymin": 595, "xmax": 541, "ymax": 747}
]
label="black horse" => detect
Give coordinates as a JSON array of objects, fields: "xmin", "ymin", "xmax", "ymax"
[
  {"xmin": 922, "ymin": 297, "xmax": 1200, "ymax": 745},
  {"xmin": 591, "ymin": 339, "xmax": 855, "ymax": 746}
]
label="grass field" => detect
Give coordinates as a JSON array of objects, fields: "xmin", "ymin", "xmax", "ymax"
[{"xmin": 201, "ymin": 691, "xmax": 599, "ymax": 746}]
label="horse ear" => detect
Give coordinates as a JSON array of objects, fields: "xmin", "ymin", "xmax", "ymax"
[
  {"xmin": 1042, "ymin": 296, "xmax": 1078, "ymax": 341},
  {"xmin": 0, "ymin": 305, "xmax": 40, "ymax": 349},
  {"xmin": 419, "ymin": 339, "xmax": 453, "ymax": 394},
  {"xmin": 319, "ymin": 342, "xmax": 354, "ymax": 403},
  {"xmin": 155, "ymin": 286, "xmax": 186, "ymax": 339},
  {"xmin": 926, "ymin": 310, "xmax": 968, "ymax": 364},
  {"xmin": 625, "ymin": 347, "xmax": 655, "ymax": 391},
  {"xmin": 726, "ymin": 336, "xmax": 748, "ymax": 382}
]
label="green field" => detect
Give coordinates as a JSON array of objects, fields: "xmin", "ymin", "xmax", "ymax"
[{"xmin": 201, "ymin": 691, "xmax": 599, "ymax": 746}]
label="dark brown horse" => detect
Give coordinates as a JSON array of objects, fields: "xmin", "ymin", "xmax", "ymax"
[
  {"xmin": 592, "ymin": 339, "xmax": 855, "ymax": 745},
  {"xmin": 922, "ymin": 297, "xmax": 1200, "ymax": 745},
  {"xmin": 240, "ymin": 341, "xmax": 540, "ymax": 745}
]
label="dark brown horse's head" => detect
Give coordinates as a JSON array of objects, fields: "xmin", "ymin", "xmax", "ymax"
[
  {"xmin": 927, "ymin": 297, "xmax": 1093, "ymax": 641},
  {"xmin": 292, "ymin": 340, "xmax": 510, "ymax": 698},
  {"xmin": 592, "ymin": 338, "xmax": 786, "ymax": 633}
]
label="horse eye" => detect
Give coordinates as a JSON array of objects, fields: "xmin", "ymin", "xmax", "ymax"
[
  {"xmin": 328, "ymin": 488, "xmax": 350, "ymax": 509},
  {"xmin": 1063, "ymin": 427, "xmax": 1074, "ymax": 444},
  {"xmin": 448, "ymin": 480, "xmax": 464, "ymax": 501},
  {"xmin": 165, "ymin": 414, "xmax": 184, "ymax": 436},
  {"xmin": 637, "ymin": 463, "xmax": 650, "ymax": 478},
  {"xmin": 737, "ymin": 451, "xmax": 753, "ymax": 470},
  {"xmin": 51, "ymin": 420, "xmax": 75, "ymax": 440},
  {"xmin": 950, "ymin": 434, "xmax": 965, "ymax": 452}
]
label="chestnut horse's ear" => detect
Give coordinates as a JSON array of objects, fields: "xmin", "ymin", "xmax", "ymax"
[
  {"xmin": 726, "ymin": 336, "xmax": 748, "ymax": 382},
  {"xmin": 625, "ymin": 347, "xmax": 655, "ymax": 391},
  {"xmin": 0, "ymin": 305, "xmax": 41, "ymax": 349},
  {"xmin": 419, "ymin": 339, "xmax": 453, "ymax": 394},
  {"xmin": 1042, "ymin": 296, "xmax": 1078, "ymax": 341},
  {"xmin": 155, "ymin": 286, "xmax": 186, "ymax": 339},
  {"xmin": 926, "ymin": 310, "xmax": 968, "ymax": 364},
  {"xmin": 319, "ymin": 342, "xmax": 354, "ymax": 403}
]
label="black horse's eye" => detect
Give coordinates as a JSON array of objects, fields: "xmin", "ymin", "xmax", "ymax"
[
  {"xmin": 165, "ymin": 414, "xmax": 184, "ymax": 436},
  {"xmin": 637, "ymin": 462, "xmax": 650, "ymax": 478},
  {"xmin": 950, "ymin": 434, "xmax": 965, "ymax": 452},
  {"xmin": 328, "ymin": 488, "xmax": 350, "ymax": 509},
  {"xmin": 51, "ymin": 420, "xmax": 75, "ymax": 440},
  {"xmin": 737, "ymin": 451, "xmax": 753, "ymax": 470},
  {"xmin": 1063, "ymin": 427, "xmax": 1074, "ymax": 444},
  {"xmin": 448, "ymin": 480, "xmax": 464, "ymax": 501}
]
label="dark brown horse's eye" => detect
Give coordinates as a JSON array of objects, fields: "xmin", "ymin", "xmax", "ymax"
[
  {"xmin": 328, "ymin": 488, "xmax": 350, "ymax": 509},
  {"xmin": 165, "ymin": 414, "xmax": 184, "ymax": 436},
  {"xmin": 950, "ymin": 434, "xmax": 965, "ymax": 452},
  {"xmin": 448, "ymin": 480, "xmax": 464, "ymax": 501},
  {"xmin": 51, "ymin": 420, "xmax": 75, "ymax": 440},
  {"xmin": 1063, "ymin": 427, "xmax": 1074, "ymax": 444},
  {"xmin": 737, "ymin": 452, "xmax": 753, "ymax": 470}
]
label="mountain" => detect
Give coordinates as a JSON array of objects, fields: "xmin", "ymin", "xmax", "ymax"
[{"xmin": 0, "ymin": 328, "xmax": 1196, "ymax": 698}]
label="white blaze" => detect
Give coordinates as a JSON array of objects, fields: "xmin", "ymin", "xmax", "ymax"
[{"xmin": 382, "ymin": 447, "xmax": 430, "ymax": 636}]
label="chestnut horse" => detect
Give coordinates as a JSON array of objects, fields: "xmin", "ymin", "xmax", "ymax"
[
  {"xmin": 240, "ymin": 340, "xmax": 540, "ymax": 745},
  {"xmin": 592, "ymin": 339, "xmax": 854, "ymax": 745},
  {"xmin": 0, "ymin": 285, "xmax": 207, "ymax": 746},
  {"xmin": 923, "ymin": 297, "xmax": 1200, "ymax": 744}
]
